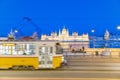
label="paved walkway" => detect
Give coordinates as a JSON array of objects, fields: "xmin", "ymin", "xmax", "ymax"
[{"xmin": 0, "ymin": 78, "xmax": 120, "ymax": 80}]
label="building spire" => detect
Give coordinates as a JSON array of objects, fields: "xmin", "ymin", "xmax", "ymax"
[
  {"xmin": 59, "ymin": 29, "xmax": 61, "ymax": 36},
  {"xmin": 67, "ymin": 29, "xmax": 69, "ymax": 37},
  {"xmin": 104, "ymin": 29, "xmax": 109, "ymax": 40},
  {"xmin": 8, "ymin": 28, "xmax": 15, "ymax": 41}
]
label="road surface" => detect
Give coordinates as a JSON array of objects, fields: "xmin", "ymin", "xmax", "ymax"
[
  {"xmin": 0, "ymin": 70, "xmax": 120, "ymax": 80},
  {"xmin": 0, "ymin": 78, "xmax": 120, "ymax": 80}
]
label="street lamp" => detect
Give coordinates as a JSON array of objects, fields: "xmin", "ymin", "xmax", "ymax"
[
  {"xmin": 14, "ymin": 30, "xmax": 18, "ymax": 33},
  {"xmin": 91, "ymin": 29, "xmax": 95, "ymax": 48},
  {"xmin": 117, "ymin": 26, "xmax": 120, "ymax": 57},
  {"xmin": 117, "ymin": 26, "xmax": 120, "ymax": 40},
  {"xmin": 91, "ymin": 29, "xmax": 95, "ymax": 56},
  {"xmin": 117, "ymin": 26, "xmax": 120, "ymax": 30},
  {"xmin": 104, "ymin": 30, "xmax": 109, "ymax": 54},
  {"xmin": 91, "ymin": 29, "xmax": 95, "ymax": 33}
]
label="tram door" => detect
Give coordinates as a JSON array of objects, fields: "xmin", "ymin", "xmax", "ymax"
[{"xmin": 39, "ymin": 46, "xmax": 53, "ymax": 68}]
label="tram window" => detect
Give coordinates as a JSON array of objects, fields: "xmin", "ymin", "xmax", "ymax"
[
  {"xmin": 40, "ymin": 47, "xmax": 46, "ymax": 53},
  {"xmin": 29, "ymin": 44, "xmax": 35, "ymax": 49},
  {"xmin": 39, "ymin": 61, "xmax": 44, "ymax": 64},
  {"xmin": 42, "ymin": 56, "xmax": 44, "ymax": 59},
  {"xmin": 56, "ymin": 43, "xmax": 63, "ymax": 54},
  {"xmin": 50, "ymin": 47, "xmax": 53, "ymax": 53},
  {"xmin": 47, "ymin": 61, "xmax": 52, "ymax": 64},
  {"xmin": 39, "ymin": 61, "xmax": 40, "ymax": 64},
  {"xmin": 50, "ymin": 61, "xmax": 52, "ymax": 64},
  {"xmin": 23, "ymin": 52, "xmax": 26, "ymax": 55},
  {"xmin": 0, "ymin": 45, "xmax": 2, "ymax": 55},
  {"xmin": 47, "ymin": 47, "xmax": 53, "ymax": 54},
  {"xmin": 39, "ymin": 46, "xmax": 53, "ymax": 55},
  {"xmin": 30, "ymin": 50, "xmax": 35, "ymax": 55},
  {"xmin": 41, "ymin": 61, "xmax": 44, "ymax": 64},
  {"xmin": 0, "ymin": 43, "xmax": 36, "ymax": 55}
]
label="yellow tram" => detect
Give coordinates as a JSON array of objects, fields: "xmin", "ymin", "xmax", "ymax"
[{"xmin": 0, "ymin": 41, "xmax": 64, "ymax": 69}]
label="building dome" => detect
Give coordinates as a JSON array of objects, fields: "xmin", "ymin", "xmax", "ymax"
[{"xmin": 62, "ymin": 27, "xmax": 68, "ymax": 35}]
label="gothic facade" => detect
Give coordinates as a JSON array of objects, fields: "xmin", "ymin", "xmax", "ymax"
[
  {"xmin": 41, "ymin": 27, "xmax": 89, "ymax": 51},
  {"xmin": 41, "ymin": 27, "xmax": 89, "ymax": 41}
]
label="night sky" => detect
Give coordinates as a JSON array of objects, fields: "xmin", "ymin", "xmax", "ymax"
[{"xmin": 0, "ymin": 0, "xmax": 120, "ymax": 37}]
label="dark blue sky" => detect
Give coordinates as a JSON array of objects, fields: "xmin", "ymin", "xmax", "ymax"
[{"xmin": 0, "ymin": 0, "xmax": 120, "ymax": 37}]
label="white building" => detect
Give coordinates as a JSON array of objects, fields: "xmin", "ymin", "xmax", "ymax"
[
  {"xmin": 41, "ymin": 27, "xmax": 89, "ymax": 41},
  {"xmin": 41, "ymin": 27, "xmax": 89, "ymax": 51}
]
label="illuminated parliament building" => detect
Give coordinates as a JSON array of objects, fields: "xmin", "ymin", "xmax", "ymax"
[{"xmin": 41, "ymin": 27, "xmax": 89, "ymax": 50}]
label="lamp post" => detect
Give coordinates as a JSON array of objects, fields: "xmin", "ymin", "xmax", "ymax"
[
  {"xmin": 117, "ymin": 26, "xmax": 120, "ymax": 57},
  {"xmin": 14, "ymin": 30, "xmax": 18, "ymax": 40},
  {"xmin": 91, "ymin": 29, "xmax": 95, "ymax": 56},
  {"xmin": 91, "ymin": 29, "xmax": 95, "ymax": 48},
  {"xmin": 117, "ymin": 26, "xmax": 120, "ymax": 40}
]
